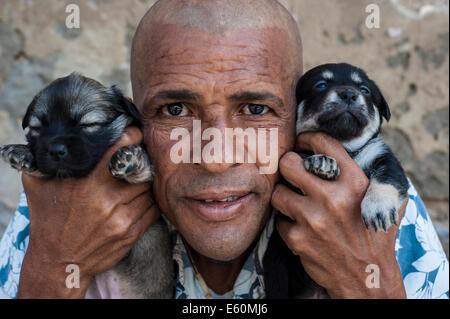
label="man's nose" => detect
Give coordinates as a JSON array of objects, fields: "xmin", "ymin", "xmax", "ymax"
[
  {"xmin": 196, "ymin": 115, "xmax": 241, "ymax": 174},
  {"xmin": 197, "ymin": 157, "xmax": 240, "ymax": 174}
]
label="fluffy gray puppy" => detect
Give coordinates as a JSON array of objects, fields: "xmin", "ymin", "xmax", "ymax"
[{"xmin": 0, "ymin": 73, "xmax": 173, "ymax": 298}]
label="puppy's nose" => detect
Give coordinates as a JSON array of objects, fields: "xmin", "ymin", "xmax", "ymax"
[
  {"xmin": 48, "ymin": 143, "xmax": 68, "ymax": 160},
  {"xmin": 338, "ymin": 90, "xmax": 358, "ymax": 104}
]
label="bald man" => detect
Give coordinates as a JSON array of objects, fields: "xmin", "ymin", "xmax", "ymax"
[{"xmin": 1, "ymin": 0, "xmax": 448, "ymax": 299}]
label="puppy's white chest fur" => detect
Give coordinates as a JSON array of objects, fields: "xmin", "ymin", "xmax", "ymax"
[{"xmin": 351, "ymin": 135, "xmax": 388, "ymax": 172}]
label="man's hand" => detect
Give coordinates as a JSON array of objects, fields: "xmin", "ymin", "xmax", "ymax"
[
  {"xmin": 18, "ymin": 127, "xmax": 159, "ymax": 298},
  {"xmin": 272, "ymin": 132, "xmax": 407, "ymax": 299}
]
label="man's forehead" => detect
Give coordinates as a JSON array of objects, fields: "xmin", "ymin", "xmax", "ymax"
[
  {"xmin": 142, "ymin": 24, "xmax": 287, "ymax": 66},
  {"xmin": 131, "ymin": 1, "xmax": 303, "ymax": 102},
  {"xmin": 133, "ymin": 25, "xmax": 292, "ymax": 105}
]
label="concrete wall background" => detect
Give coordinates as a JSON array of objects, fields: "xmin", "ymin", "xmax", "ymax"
[{"xmin": 0, "ymin": 0, "xmax": 448, "ymax": 256}]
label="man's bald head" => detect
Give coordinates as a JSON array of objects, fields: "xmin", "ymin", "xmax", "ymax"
[
  {"xmin": 131, "ymin": 0, "xmax": 303, "ymax": 98},
  {"xmin": 129, "ymin": 0, "xmax": 304, "ymax": 263},
  {"xmin": 134, "ymin": 0, "xmax": 300, "ymax": 35}
]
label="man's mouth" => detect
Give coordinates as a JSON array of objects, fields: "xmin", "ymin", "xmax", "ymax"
[
  {"xmin": 201, "ymin": 196, "xmax": 242, "ymax": 203},
  {"xmin": 184, "ymin": 191, "xmax": 254, "ymax": 222}
]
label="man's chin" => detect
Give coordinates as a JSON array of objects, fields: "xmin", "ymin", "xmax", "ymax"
[
  {"xmin": 175, "ymin": 212, "xmax": 267, "ymax": 262},
  {"xmin": 165, "ymin": 193, "xmax": 268, "ymax": 260},
  {"xmin": 185, "ymin": 227, "xmax": 260, "ymax": 262}
]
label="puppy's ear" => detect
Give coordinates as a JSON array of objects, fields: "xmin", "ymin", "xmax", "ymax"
[
  {"xmin": 111, "ymin": 86, "xmax": 142, "ymax": 127},
  {"xmin": 369, "ymin": 80, "xmax": 391, "ymax": 122},
  {"xmin": 295, "ymin": 74, "xmax": 307, "ymax": 104},
  {"xmin": 121, "ymin": 95, "xmax": 142, "ymax": 125},
  {"xmin": 21, "ymin": 96, "xmax": 39, "ymax": 130}
]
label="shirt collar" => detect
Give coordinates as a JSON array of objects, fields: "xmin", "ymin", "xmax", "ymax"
[{"xmin": 171, "ymin": 213, "xmax": 275, "ymax": 299}]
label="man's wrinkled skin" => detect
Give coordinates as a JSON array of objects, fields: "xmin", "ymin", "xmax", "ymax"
[{"xmin": 18, "ymin": 0, "xmax": 407, "ymax": 298}]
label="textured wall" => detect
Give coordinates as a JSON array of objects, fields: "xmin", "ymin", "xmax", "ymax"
[{"xmin": 0, "ymin": 0, "xmax": 448, "ymax": 255}]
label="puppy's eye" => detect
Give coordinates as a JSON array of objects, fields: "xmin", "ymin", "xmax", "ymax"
[
  {"xmin": 162, "ymin": 103, "xmax": 190, "ymax": 117},
  {"xmin": 314, "ymin": 80, "xmax": 328, "ymax": 89},
  {"xmin": 81, "ymin": 124, "xmax": 102, "ymax": 134},
  {"xmin": 240, "ymin": 104, "xmax": 270, "ymax": 115},
  {"xmin": 360, "ymin": 85, "xmax": 371, "ymax": 95},
  {"xmin": 24, "ymin": 126, "xmax": 40, "ymax": 137}
]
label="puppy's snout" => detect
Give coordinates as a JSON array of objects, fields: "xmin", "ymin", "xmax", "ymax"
[
  {"xmin": 338, "ymin": 89, "xmax": 358, "ymax": 104},
  {"xmin": 48, "ymin": 142, "xmax": 68, "ymax": 160}
]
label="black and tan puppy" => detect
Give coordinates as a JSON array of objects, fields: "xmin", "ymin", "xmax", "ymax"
[
  {"xmin": 295, "ymin": 63, "xmax": 409, "ymax": 232},
  {"xmin": 264, "ymin": 63, "xmax": 410, "ymax": 299},
  {"xmin": 0, "ymin": 73, "xmax": 173, "ymax": 298}
]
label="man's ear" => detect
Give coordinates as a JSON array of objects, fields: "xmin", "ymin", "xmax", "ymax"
[
  {"xmin": 21, "ymin": 96, "xmax": 39, "ymax": 130},
  {"xmin": 370, "ymin": 80, "xmax": 391, "ymax": 122},
  {"xmin": 111, "ymin": 86, "xmax": 142, "ymax": 127}
]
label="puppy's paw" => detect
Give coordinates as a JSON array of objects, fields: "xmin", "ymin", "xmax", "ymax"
[
  {"xmin": 361, "ymin": 199, "xmax": 397, "ymax": 232},
  {"xmin": 109, "ymin": 144, "xmax": 153, "ymax": 184},
  {"xmin": 0, "ymin": 144, "xmax": 36, "ymax": 173},
  {"xmin": 109, "ymin": 144, "xmax": 141, "ymax": 178},
  {"xmin": 303, "ymin": 154, "xmax": 340, "ymax": 180},
  {"xmin": 361, "ymin": 181, "xmax": 401, "ymax": 232}
]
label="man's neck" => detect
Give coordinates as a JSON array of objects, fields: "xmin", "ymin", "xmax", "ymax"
[{"xmin": 185, "ymin": 242, "xmax": 256, "ymax": 295}]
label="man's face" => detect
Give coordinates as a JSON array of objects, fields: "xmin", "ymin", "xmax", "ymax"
[{"xmin": 134, "ymin": 25, "xmax": 297, "ymax": 261}]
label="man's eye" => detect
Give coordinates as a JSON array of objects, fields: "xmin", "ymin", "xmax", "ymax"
[
  {"xmin": 241, "ymin": 104, "xmax": 269, "ymax": 115},
  {"xmin": 162, "ymin": 103, "xmax": 189, "ymax": 117}
]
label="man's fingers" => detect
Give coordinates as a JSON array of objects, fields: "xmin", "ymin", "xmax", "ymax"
[
  {"xmin": 111, "ymin": 182, "xmax": 151, "ymax": 205},
  {"xmin": 110, "ymin": 190, "xmax": 155, "ymax": 233},
  {"xmin": 127, "ymin": 206, "xmax": 161, "ymax": 244},
  {"xmin": 296, "ymin": 132, "xmax": 346, "ymax": 159},
  {"xmin": 99, "ymin": 126, "xmax": 143, "ymax": 168},
  {"xmin": 99, "ymin": 208, "xmax": 160, "ymax": 272},
  {"xmin": 21, "ymin": 173, "xmax": 41, "ymax": 194},
  {"xmin": 296, "ymin": 132, "xmax": 361, "ymax": 179},
  {"xmin": 112, "ymin": 126, "xmax": 143, "ymax": 152},
  {"xmin": 276, "ymin": 219, "xmax": 305, "ymax": 256},
  {"xmin": 295, "ymin": 132, "xmax": 370, "ymax": 195},
  {"xmin": 271, "ymin": 183, "xmax": 308, "ymax": 222},
  {"xmin": 83, "ymin": 203, "xmax": 160, "ymax": 267},
  {"xmin": 398, "ymin": 197, "xmax": 408, "ymax": 222},
  {"xmin": 121, "ymin": 190, "xmax": 154, "ymax": 217}
]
